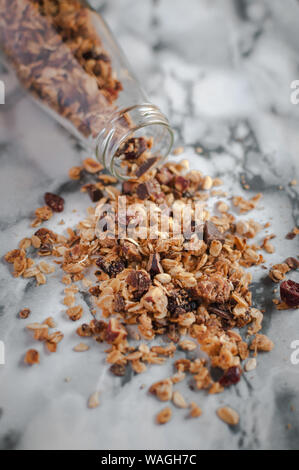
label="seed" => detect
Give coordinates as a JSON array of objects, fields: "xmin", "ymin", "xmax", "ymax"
[
  {"xmin": 69, "ymin": 166, "xmax": 82, "ymax": 180},
  {"xmin": 280, "ymin": 279, "xmax": 299, "ymax": 307},
  {"xmin": 217, "ymin": 406, "xmax": 239, "ymax": 426},
  {"xmin": 24, "ymin": 349, "xmax": 40, "ymax": 365},
  {"xmin": 73, "ymin": 343, "xmax": 89, "ymax": 352}
]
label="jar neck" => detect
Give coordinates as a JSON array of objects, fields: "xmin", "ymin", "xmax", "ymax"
[{"xmin": 95, "ymin": 103, "xmax": 173, "ymax": 180}]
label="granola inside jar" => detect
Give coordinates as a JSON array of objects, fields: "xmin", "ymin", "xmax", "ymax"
[{"xmin": 0, "ymin": 0, "xmax": 173, "ymax": 179}]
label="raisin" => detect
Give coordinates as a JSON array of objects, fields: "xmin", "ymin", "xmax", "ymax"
[
  {"xmin": 96, "ymin": 258, "xmax": 125, "ymax": 277},
  {"xmin": 219, "ymin": 366, "xmax": 241, "ymax": 387},
  {"xmin": 110, "ymin": 363, "xmax": 126, "ymax": 377},
  {"xmin": 156, "ymin": 167, "xmax": 174, "ymax": 185},
  {"xmin": 86, "ymin": 184, "xmax": 103, "ymax": 202},
  {"xmin": 284, "ymin": 257, "xmax": 299, "ymax": 270},
  {"xmin": 285, "ymin": 231, "xmax": 296, "ymax": 240},
  {"xmin": 126, "ymin": 270, "xmax": 151, "ymax": 297},
  {"xmin": 280, "ymin": 279, "xmax": 299, "ymax": 307},
  {"xmin": 44, "ymin": 192, "xmax": 64, "ymax": 212}
]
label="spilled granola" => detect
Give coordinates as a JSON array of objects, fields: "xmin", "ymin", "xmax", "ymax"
[{"xmin": 5, "ymin": 150, "xmax": 294, "ymax": 424}]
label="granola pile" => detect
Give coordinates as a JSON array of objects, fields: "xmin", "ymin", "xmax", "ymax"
[{"xmin": 6, "ymin": 136, "xmax": 298, "ymax": 425}]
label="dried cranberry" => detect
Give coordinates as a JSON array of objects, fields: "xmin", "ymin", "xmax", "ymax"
[
  {"xmin": 110, "ymin": 364, "xmax": 126, "ymax": 377},
  {"xmin": 219, "ymin": 366, "xmax": 241, "ymax": 387},
  {"xmin": 280, "ymin": 279, "xmax": 299, "ymax": 307},
  {"xmin": 96, "ymin": 258, "xmax": 125, "ymax": 277},
  {"xmin": 284, "ymin": 257, "xmax": 299, "ymax": 270},
  {"xmin": 285, "ymin": 231, "xmax": 296, "ymax": 240},
  {"xmin": 44, "ymin": 192, "xmax": 64, "ymax": 212},
  {"xmin": 126, "ymin": 270, "xmax": 151, "ymax": 297},
  {"xmin": 86, "ymin": 184, "xmax": 103, "ymax": 202}
]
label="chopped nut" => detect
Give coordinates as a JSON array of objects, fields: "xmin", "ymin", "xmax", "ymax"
[
  {"xmin": 24, "ymin": 349, "xmax": 40, "ymax": 365},
  {"xmin": 83, "ymin": 158, "xmax": 103, "ymax": 174},
  {"xmin": 73, "ymin": 342, "xmax": 89, "ymax": 352},
  {"xmin": 149, "ymin": 378, "xmax": 173, "ymax": 401},
  {"xmin": 44, "ymin": 193, "xmax": 64, "ymax": 212},
  {"xmin": 172, "ymin": 391, "xmax": 188, "ymax": 408},
  {"xmin": 66, "ymin": 305, "xmax": 83, "ymax": 321},
  {"xmin": 250, "ymin": 334, "xmax": 274, "ymax": 353},
  {"xmin": 19, "ymin": 308, "xmax": 31, "ymax": 319},
  {"xmin": 179, "ymin": 339, "xmax": 197, "ymax": 351},
  {"xmin": 189, "ymin": 402, "xmax": 202, "ymax": 418},
  {"xmin": 69, "ymin": 166, "xmax": 82, "ymax": 180},
  {"xmin": 156, "ymin": 407, "xmax": 172, "ymax": 424},
  {"xmin": 217, "ymin": 406, "xmax": 239, "ymax": 426}
]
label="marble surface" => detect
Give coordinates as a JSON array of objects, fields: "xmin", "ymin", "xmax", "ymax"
[{"xmin": 0, "ymin": 0, "xmax": 299, "ymax": 450}]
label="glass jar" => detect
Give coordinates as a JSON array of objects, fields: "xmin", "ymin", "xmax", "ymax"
[{"xmin": 0, "ymin": 0, "xmax": 173, "ymax": 179}]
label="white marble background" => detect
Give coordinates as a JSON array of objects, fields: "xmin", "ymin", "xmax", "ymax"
[{"xmin": 0, "ymin": 0, "xmax": 298, "ymax": 450}]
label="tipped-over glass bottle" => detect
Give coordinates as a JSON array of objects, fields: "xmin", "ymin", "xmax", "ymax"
[{"xmin": 0, "ymin": 0, "xmax": 173, "ymax": 179}]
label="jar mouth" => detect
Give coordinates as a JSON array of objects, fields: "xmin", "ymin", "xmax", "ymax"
[{"xmin": 96, "ymin": 104, "xmax": 174, "ymax": 181}]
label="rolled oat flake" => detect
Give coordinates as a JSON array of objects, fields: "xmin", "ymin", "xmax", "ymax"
[{"xmin": 0, "ymin": 0, "xmax": 173, "ymax": 180}]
